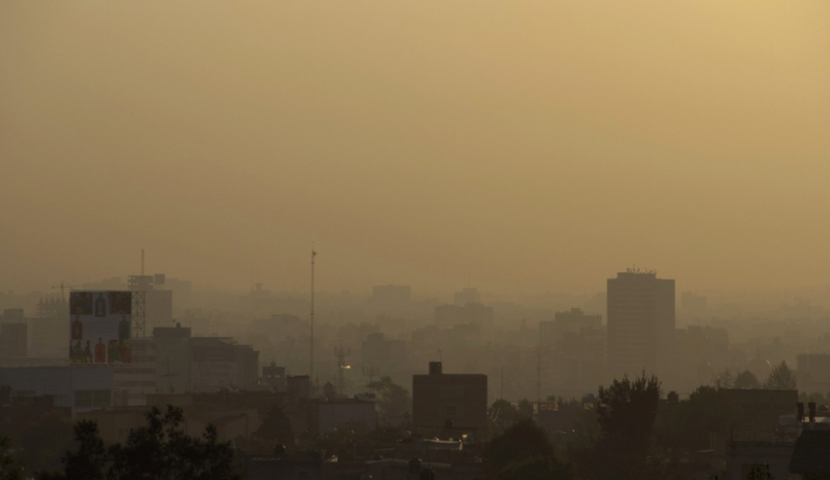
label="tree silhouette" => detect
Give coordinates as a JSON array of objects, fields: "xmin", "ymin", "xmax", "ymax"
[
  {"xmin": 253, "ymin": 406, "xmax": 294, "ymax": 444},
  {"xmin": 12, "ymin": 410, "xmax": 74, "ymax": 475},
  {"xmin": 764, "ymin": 361, "xmax": 796, "ymax": 390},
  {"xmin": 366, "ymin": 376, "xmax": 410, "ymax": 425},
  {"xmin": 483, "ymin": 419, "xmax": 570, "ymax": 479},
  {"xmin": 593, "ymin": 372, "xmax": 661, "ymax": 480},
  {"xmin": 39, "ymin": 406, "xmax": 239, "ymax": 480},
  {"xmin": 38, "ymin": 420, "xmax": 109, "ymax": 480},
  {"xmin": 0, "ymin": 437, "xmax": 25, "ymax": 480},
  {"xmin": 734, "ymin": 370, "xmax": 762, "ymax": 389}
]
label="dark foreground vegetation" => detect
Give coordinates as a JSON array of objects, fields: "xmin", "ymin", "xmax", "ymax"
[{"xmin": 0, "ymin": 364, "xmax": 807, "ymax": 480}]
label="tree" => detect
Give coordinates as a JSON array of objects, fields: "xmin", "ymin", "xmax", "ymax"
[
  {"xmin": 490, "ymin": 399, "xmax": 521, "ymax": 423},
  {"xmin": 593, "ymin": 372, "xmax": 661, "ymax": 480},
  {"xmin": 764, "ymin": 361, "xmax": 796, "ymax": 390},
  {"xmin": 713, "ymin": 369, "xmax": 734, "ymax": 389},
  {"xmin": 366, "ymin": 376, "xmax": 411, "ymax": 426},
  {"xmin": 253, "ymin": 406, "xmax": 294, "ymax": 444},
  {"xmin": 656, "ymin": 386, "xmax": 737, "ymax": 456},
  {"xmin": 14, "ymin": 410, "xmax": 74, "ymax": 475},
  {"xmin": 734, "ymin": 370, "xmax": 762, "ymax": 389},
  {"xmin": 39, "ymin": 406, "xmax": 239, "ymax": 480},
  {"xmin": 38, "ymin": 420, "xmax": 109, "ymax": 480},
  {"xmin": 489, "ymin": 399, "xmax": 532, "ymax": 435},
  {"xmin": 0, "ymin": 437, "xmax": 24, "ymax": 480},
  {"xmin": 483, "ymin": 419, "xmax": 569, "ymax": 479},
  {"xmin": 108, "ymin": 406, "xmax": 238, "ymax": 480}
]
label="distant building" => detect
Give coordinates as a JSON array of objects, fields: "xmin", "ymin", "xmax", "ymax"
[
  {"xmin": 606, "ymin": 270, "xmax": 675, "ymax": 377},
  {"xmin": 313, "ymin": 398, "xmax": 377, "ymax": 433},
  {"xmin": 154, "ymin": 324, "xmax": 192, "ymax": 394},
  {"xmin": 798, "ymin": 354, "xmax": 830, "ymax": 394},
  {"xmin": 728, "ymin": 442, "xmax": 794, "ymax": 480},
  {"xmin": 371, "ymin": 285, "xmax": 412, "ymax": 306},
  {"xmin": 260, "ymin": 362, "xmax": 286, "ymax": 390},
  {"xmin": 722, "ymin": 388, "xmax": 798, "ymax": 441},
  {"xmin": 412, "ymin": 362, "xmax": 487, "ymax": 439},
  {"xmin": 680, "ymin": 292, "xmax": 707, "ymax": 318},
  {"xmin": 251, "ymin": 314, "xmax": 307, "ymax": 344},
  {"xmin": 361, "ymin": 333, "xmax": 407, "ymax": 382},
  {"xmin": 0, "ymin": 323, "xmax": 27, "ymax": 358},
  {"xmin": 111, "ymin": 338, "xmax": 156, "ymax": 407},
  {"xmin": 789, "ymin": 430, "xmax": 830, "ymax": 480},
  {"xmin": 145, "ymin": 290, "xmax": 173, "ymax": 329},
  {"xmin": 190, "ymin": 337, "xmax": 259, "ymax": 393},
  {"xmin": 152, "ymin": 324, "xmax": 259, "ymax": 395},
  {"xmin": 434, "ymin": 303, "xmax": 493, "ymax": 328},
  {"xmin": 539, "ymin": 307, "xmax": 601, "ymax": 346},
  {"xmin": 0, "ymin": 366, "xmax": 114, "ymax": 414},
  {"xmin": 453, "ymin": 288, "xmax": 480, "ymax": 306}
]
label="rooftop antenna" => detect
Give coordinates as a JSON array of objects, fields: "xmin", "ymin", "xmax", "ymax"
[{"xmin": 310, "ymin": 247, "xmax": 316, "ymax": 382}]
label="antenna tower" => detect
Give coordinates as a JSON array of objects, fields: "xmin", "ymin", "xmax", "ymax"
[
  {"xmin": 310, "ymin": 248, "xmax": 316, "ymax": 381},
  {"xmin": 537, "ymin": 346, "xmax": 541, "ymax": 403}
]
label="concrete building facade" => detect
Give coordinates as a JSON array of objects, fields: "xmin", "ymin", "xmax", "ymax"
[
  {"xmin": 607, "ymin": 270, "xmax": 675, "ymax": 377},
  {"xmin": 412, "ymin": 362, "xmax": 487, "ymax": 439}
]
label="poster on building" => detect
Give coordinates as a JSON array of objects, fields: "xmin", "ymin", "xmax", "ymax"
[{"xmin": 69, "ymin": 291, "xmax": 132, "ymax": 365}]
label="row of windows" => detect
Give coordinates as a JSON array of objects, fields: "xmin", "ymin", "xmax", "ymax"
[
  {"xmin": 440, "ymin": 405, "xmax": 464, "ymax": 416},
  {"xmin": 75, "ymin": 390, "xmax": 111, "ymax": 408}
]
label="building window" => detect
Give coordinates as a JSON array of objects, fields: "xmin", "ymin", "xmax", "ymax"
[
  {"xmin": 440, "ymin": 386, "xmax": 464, "ymax": 398},
  {"xmin": 440, "ymin": 405, "xmax": 463, "ymax": 416},
  {"xmin": 74, "ymin": 390, "xmax": 111, "ymax": 409}
]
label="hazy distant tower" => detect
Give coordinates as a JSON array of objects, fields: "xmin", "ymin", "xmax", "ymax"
[{"xmin": 606, "ymin": 269, "xmax": 675, "ymax": 378}]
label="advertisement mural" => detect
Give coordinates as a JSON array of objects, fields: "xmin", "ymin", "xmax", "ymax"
[{"xmin": 69, "ymin": 291, "xmax": 132, "ymax": 364}]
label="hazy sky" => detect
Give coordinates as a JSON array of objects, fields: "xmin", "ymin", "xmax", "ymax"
[{"xmin": 2, "ymin": 1, "xmax": 830, "ymax": 295}]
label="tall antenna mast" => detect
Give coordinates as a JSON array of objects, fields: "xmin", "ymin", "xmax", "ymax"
[
  {"xmin": 141, "ymin": 248, "xmax": 145, "ymax": 276},
  {"xmin": 310, "ymin": 247, "xmax": 316, "ymax": 382},
  {"xmin": 537, "ymin": 346, "xmax": 541, "ymax": 403}
]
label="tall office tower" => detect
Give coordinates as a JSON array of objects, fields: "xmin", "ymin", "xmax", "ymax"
[{"xmin": 607, "ymin": 270, "xmax": 675, "ymax": 378}]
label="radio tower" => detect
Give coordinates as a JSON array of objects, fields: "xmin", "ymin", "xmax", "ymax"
[{"xmin": 310, "ymin": 248, "xmax": 317, "ymax": 382}]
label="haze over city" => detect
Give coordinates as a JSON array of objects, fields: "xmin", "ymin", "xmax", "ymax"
[
  {"xmin": 3, "ymin": 1, "xmax": 830, "ymax": 296},
  {"xmin": 3, "ymin": 2, "xmax": 830, "ymax": 480}
]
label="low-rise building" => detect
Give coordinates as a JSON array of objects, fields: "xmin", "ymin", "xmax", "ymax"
[
  {"xmin": 0, "ymin": 366, "xmax": 113, "ymax": 414},
  {"xmin": 412, "ymin": 362, "xmax": 487, "ymax": 439}
]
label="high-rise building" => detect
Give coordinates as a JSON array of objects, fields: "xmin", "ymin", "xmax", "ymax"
[{"xmin": 607, "ymin": 270, "xmax": 675, "ymax": 378}]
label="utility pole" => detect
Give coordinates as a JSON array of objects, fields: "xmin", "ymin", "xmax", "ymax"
[{"xmin": 310, "ymin": 248, "xmax": 316, "ymax": 382}]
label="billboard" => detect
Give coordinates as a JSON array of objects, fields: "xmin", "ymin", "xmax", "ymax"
[{"xmin": 69, "ymin": 291, "xmax": 132, "ymax": 364}]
